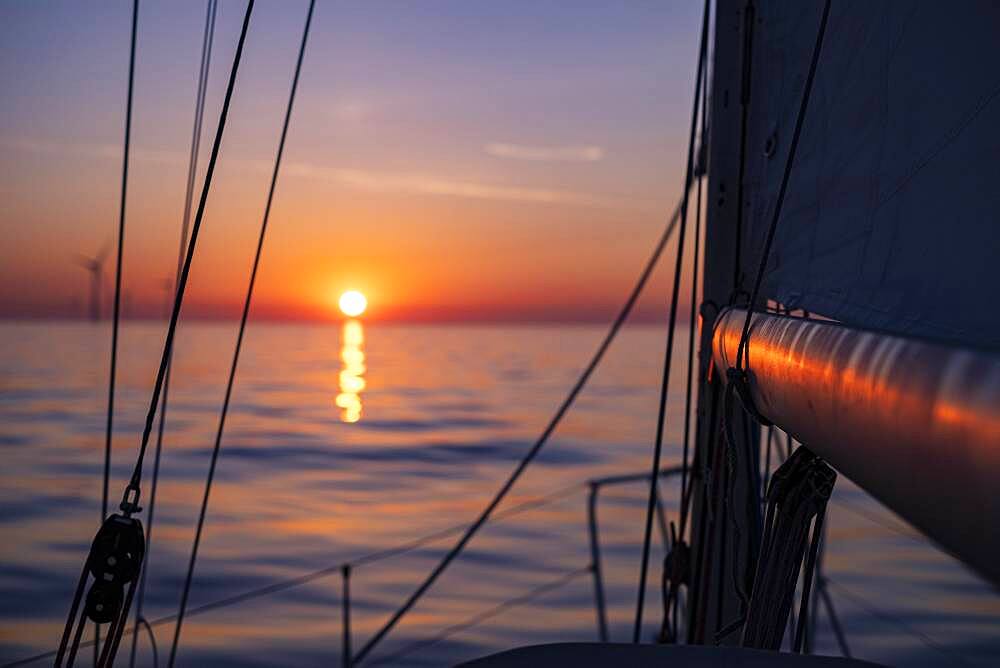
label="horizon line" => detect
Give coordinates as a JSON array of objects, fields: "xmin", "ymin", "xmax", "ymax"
[{"xmin": 0, "ymin": 311, "xmax": 686, "ymax": 327}]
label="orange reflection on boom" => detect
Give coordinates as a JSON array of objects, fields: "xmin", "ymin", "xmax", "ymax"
[{"xmin": 335, "ymin": 320, "xmax": 366, "ymax": 422}]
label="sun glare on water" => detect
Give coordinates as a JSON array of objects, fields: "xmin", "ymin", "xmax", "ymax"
[{"xmin": 339, "ymin": 290, "xmax": 368, "ymax": 318}]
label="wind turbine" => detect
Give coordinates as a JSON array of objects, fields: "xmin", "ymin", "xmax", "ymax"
[
  {"xmin": 74, "ymin": 242, "xmax": 111, "ymax": 321},
  {"xmin": 161, "ymin": 276, "xmax": 174, "ymax": 319}
]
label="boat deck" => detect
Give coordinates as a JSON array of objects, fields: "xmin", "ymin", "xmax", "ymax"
[{"xmin": 460, "ymin": 643, "xmax": 884, "ymax": 667}]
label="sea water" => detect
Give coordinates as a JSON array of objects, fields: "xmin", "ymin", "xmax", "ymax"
[{"xmin": 0, "ymin": 321, "xmax": 997, "ymax": 667}]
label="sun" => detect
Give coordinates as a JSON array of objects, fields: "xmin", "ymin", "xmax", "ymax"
[{"xmin": 338, "ymin": 290, "xmax": 368, "ymax": 318}]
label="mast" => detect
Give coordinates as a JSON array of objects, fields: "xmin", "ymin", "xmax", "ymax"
[{"xmin": 685, "ymin": 0, "xmax": 759, "ymax": 644}]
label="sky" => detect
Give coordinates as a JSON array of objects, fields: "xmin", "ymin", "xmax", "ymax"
[{"xmin": 0, "ymin": 0, "xmax": 704, "ymax": 323}]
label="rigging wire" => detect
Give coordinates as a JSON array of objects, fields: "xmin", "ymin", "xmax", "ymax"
[
  {"xmin": 662, "ymin": 21, "xmax": 710, "ymax": 647},
  {"xmin": 366, "ymin": 565, "xmax": 593, "ymax": 667},
  {"xmin": 677, "ymin": 25, "xmax": 710, "ymax": 543},
  {"xmin": 793, "ymin": 506, "xmax": 827, "ymax": 652},
  {"xmin": 136, "ymin": 617, "xmax": 158, "ymax": 668},
  {"xmin": 166, "ymin": 2, "xmax": 316, "ymax": 664},
  {"xmin": 353, "ymin": 482, "xmax": 582, "ymax": 569},
  {"xmin": 96, "ymin": 0, "xmax": 138, "ymax": 660},
  {"xmin": 632, "ymin": 0, "xmax": 710, "ymax": 643},
  {"xmin": 117, "ymin": 0, "xmax": 254, "ymax": 516},
  {"xmin": 350, "ymin": 192, "xmax": 686, "ymax": 665},
  {"xmin": 6, "ymin": 480, "xmax": 588, "ymax": 668},
  {"xmin": 831, "ymin": 497, "xmax": 920, "ymax": 541},
  {"xmin": 826, "ymin": 580, "xmax": 972, "ymax": 665},
  {"xmin": 9, "ymin": 567, "xmax": 591, "ymax": 668},
  {"xmin": 128, "ymin": 3, "xmax": 218, "ymax": 667},
  {"xmin": 817, "ymin": 577, "xmax": 850, "ymax": 657}
]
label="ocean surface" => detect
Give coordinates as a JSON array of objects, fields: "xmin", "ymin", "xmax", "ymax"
[{"xmin": 0, "ymin": 321, "xmax": 997, "ymax": 667}]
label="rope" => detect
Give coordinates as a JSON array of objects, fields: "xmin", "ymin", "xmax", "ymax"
[
  {"xmin": 114, "ymin": 0, "xmax": 254, "ymax": 515},
  {"xmin": 732, "ymin": 0, "xmax": 831, "ymax": 376},
  {"xmin": 102, "ymin": 0, "xmax": 137, "ymax": 535},
  {"xmin": 53, "ymin": 4, "xmax": 253, "ymax": 667},
  {"xmin": 684, "ymin": 361, "xmax": 725, "ymax": 643},
  {"xmin": 736, "ymin": 448, "xmax": 834, "ymax": 649},
  {"xmin": 366, "ymin": 565, "xmax": 593, "ymax": 666},
  {"xmin": 177, "ymin": 0, "xmax": 219, "ymax": 273},
  {"xmin": 817, "ymin": 578, "xmax": 850, "ymax": 657},
  {"xmin": 712, "ymin": 5, "xmax": 830, "ymax": 647},
  {"xmin": 793, "ymin": 507, "xmax": 826, "ymax": 652},
  {"xmin": 6, "ymin": 566, "xmax": 592, "ymax": 668},
  {"xmin": 678, "ymin": 21, "xmax": 710, "ymax": 544},
  {"xmin": 350, "ymin": 188, "xmax": 687, "ymax": 664},
  {"xmin": 129, "ymin": 3, "xmax": 218, "ymax": 667},
  {"xmin": 14, "ymin": 471, "xmax": 683, "ymax": 667},
  {"xmin": 632, "ymin": 0, "xmax": 710, "ymax": 643},
  {"xmin": 136, "ymin": 617, "xmax": 158, "ymax": 668},
  {"xmin": 666, "ymin": 37, "xmax": 711, "ymax": 644},
  {"xmin": 761, "ymin": 425, "xmax": 773, "ymax": 505},
  {"xmin": 95, "ymin": 1, "xmax": 138, "ymax": 662},
  {"xmin": 716, "ymin": 383, "xmax": 760, "ymax": 641},
  {"xmin": 831, "ymin": 497, "xmax": 920, "ymax": 541},
  {"xmin": 352, "ymin": 482, "xmax": 581, "ymax": 568},
  {"xmin": 166, "ymin": 2, "xmax": 315, "ymax": 664}
]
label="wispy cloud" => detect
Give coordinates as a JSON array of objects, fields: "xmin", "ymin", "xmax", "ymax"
[
  {"xmin": 330, "ymin": 100, "xmax": 370, "ymax": 123},
  {"xmin": 0, "ymin": 137, "xmax": 182, "ymax": 166},
  {"xmin": 284, "ymin": 162, "xmax": 617, "ymax": 207},
  {"xmin": 485, "ymin": 142, "xmax": 604, "ymax": 162},
  {"xmin": 2, "ymin": 136, "xmax": 630, "ymax": 209}
]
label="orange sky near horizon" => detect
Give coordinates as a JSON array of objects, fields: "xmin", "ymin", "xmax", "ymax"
[{"xmin": 0, "ymin": 1, "xmax": 704, "ymax": 324}]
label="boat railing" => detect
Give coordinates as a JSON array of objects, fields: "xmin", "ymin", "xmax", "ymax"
[{"xmin": 2, "ymin": 468, "xmax": 681, "ymax": 668}]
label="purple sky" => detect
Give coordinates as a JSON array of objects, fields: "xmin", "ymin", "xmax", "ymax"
[{"xmin": 0, "ymin": 0, "xmax": 704, "ymax": 322}]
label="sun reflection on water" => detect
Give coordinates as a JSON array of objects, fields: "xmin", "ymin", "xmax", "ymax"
[{"xmin": 335, "ymin": 320, "xmax": 366, "ymax": 422}]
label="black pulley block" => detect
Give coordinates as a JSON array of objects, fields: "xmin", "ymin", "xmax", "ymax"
[{"xmin": 82, "ymin": 513, "xmax": 145, "ymax": 623}]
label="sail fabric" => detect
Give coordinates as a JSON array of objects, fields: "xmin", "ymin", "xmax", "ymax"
[{"xmin": 741, "ymin": 0, "xmax": 1000, "ymax": 350}]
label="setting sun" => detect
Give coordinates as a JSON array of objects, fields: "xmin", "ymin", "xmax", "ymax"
[{"xmin": 338, "ymin": 290, "xmax": 368, "ymax": 318}]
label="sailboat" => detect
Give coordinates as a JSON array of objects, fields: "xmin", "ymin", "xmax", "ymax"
[{"xmin": 41, "ymin": 0, "xmax": 998, "ymax": 666}]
